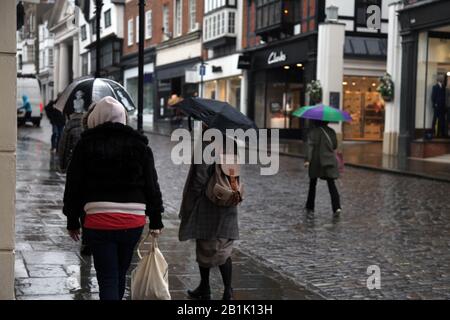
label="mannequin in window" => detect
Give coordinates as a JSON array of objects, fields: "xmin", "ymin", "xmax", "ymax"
[{"xmin": 431, "ymin": 75, "xmax": 448, "ymax": 138}]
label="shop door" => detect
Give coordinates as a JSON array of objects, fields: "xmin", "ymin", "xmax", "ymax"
[{"xmin": 343, "ymin": 76, "xmax": 385, "ymax": 141}]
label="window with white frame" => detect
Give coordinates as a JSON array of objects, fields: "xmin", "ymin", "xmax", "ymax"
[
  {"xmin": 128, "ymin": 19, "xmax": 134, "ymax": 46},
  {"xmin": 228, "ymin": 11, "xmax": 235, "ymax": 33},
  {"xmin": 136, "ymin": 15, "xmax": 139, "ymax": 43},
  {"xmin": 81, "ymin": 25, "xmax": 87, "ymax": 41},
  {"xmin": 163, "ymin": 5, "xmax": 169, "ymax": 39},
  {"xmin": 104, "ymin": 9, "xmax": 112, "ymax": 28},
  {"xmin": 48, "ymin": 48, "xmax": 53, "ymax": 67},
  {"xmin": 189, "ymin": 0, "xmax": 197, "ymax": 31},
  {"xmin": 39, "ymin": 51, "xmax": 43, "ymax": 70},
  {"xmin": 174, "ymin": 0, "xmax": 182, "ymax": 37},
  {"xmin": 203, "ymin": 7, "xmax": 237, "ymax": 43},
  {"xmin": 145, "ymin": 10, "xmax": 152, "ymax": 39}
]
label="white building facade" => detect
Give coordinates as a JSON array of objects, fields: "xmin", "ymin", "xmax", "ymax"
[
  {"xmin": 200, "ymin": 0, "xmax": 247, "ymax": 114},
  {"xmin": 0, "ymin": 0, "xmax": 17, "ymax": 300},
  {"xmin": 38, "ymin": 19, "xmax": 55, "ymax": 105},
  {"xmin": 325, "ymin": 0, "xmax": 389, "ymax": 142},
  {"xmin": 49, "ymin": 0, "xmax": 82, "ymax": 99},
  {"xmin": 78, "ymin": 0, "xmax": 125, "ymax": 80}
]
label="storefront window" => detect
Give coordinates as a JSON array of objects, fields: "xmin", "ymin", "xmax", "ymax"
[
  {"xmin": 343, "ymin": 76, "xmax": 384, "ymax": 141},
  {"xmin": 415, "ymin": 30, "xmax": 450, "ymax": 138},
  {"xmin": 126, "ymin": 75, "xmax": 153, "ymax": 114},
  {"xmin": 265, "ymin": 66, "xmax": 302, "ymax": 129}
]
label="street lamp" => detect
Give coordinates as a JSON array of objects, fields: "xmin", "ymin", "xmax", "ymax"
[
  {"xmin": 137, "ymin": 0, "xmax": 146, "ymax": 133},
  {"xmin": 94, "ymin": 0, "xmax": 103, "ymax": 78}
]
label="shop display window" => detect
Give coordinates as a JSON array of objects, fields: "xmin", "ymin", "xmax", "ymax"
[
  {"xmin": 415, "ymin": 30, "xmax": 450, "ymax": 138},
  {"xmin": 343, "ymin": 76, "xmax": 385, "ymax": 141}
]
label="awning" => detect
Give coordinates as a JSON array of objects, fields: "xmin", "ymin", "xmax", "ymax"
[{"xmin": 344, "ymin": 36, "xmax": 387, "ymax": 59}]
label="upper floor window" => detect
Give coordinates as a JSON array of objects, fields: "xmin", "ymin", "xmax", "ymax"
[
  {"xmin": 104, "ymin": 9, "xmax": 112, "ymax": 28},
  {"xmin": 163, "ymin": 5, "xmax": 170, "ymax": 40},
  {"xmin": 127, "ymin": 19, "xmax": 134, "ymax": 46},
  {"xmin": 174, "ymin": 0, "xmax": 182, "ymax": 37},
  {"xmin": 48, "ymin": 48, "xmax": 53, "ymax": 67},
  {"xmin": 136, "ymin": 15, "xmax": 139, "ymax": 43},
  {"xmin": 145, "ymin": 10, "xmax": 152, "ymax": 39},
  {"xmin": 189, "ymin": 0, "xmax": 197, "ymax": 31},
  {"xmin": 90, "ymin": 19, "xmax": 97, "ymax": 36},
  {"xmin": 81, "ymin": 25, "xmax": 87, "ymax": 41}
]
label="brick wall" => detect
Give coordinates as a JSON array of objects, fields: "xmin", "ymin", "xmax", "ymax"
[
  {"xmin": 242, "ymin": 0, "xmax": 318, "ymax": 50},
  {"xmin": 124, "ymin": 0, "xmax": 204, "ymax": 57}
]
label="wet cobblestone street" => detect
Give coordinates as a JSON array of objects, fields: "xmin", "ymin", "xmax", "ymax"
[
  {"xmin": 15, "ymin": 123, "xmax": 450, "ymax": 300},
  {"xmin": 14, "ymin": 124, "xmax": 320, "ymax": 300}
]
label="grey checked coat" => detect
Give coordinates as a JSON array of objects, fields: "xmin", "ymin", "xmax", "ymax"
[
  {"xmin": 178, "ymin": 142, "xmax": 239, "ymax": 241},
  {"xmin": 305, "ymin": 125, "xmax": 339, "ymax": 180}
]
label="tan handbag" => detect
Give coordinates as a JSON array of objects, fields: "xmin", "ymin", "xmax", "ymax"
[
  {"xmin": 205, "ymin": 154, "xmax": 245, "ymax": 207},
  {"xmin": 131, "ymin": 233, "xmax": 171, "ymax": 300}
]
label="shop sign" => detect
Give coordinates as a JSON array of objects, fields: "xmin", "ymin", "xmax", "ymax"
[{"xmin": 267, "ymin": 51, "xmax": 287, "ymax": 65}]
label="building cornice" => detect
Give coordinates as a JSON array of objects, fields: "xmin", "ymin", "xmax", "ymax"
[{"xmin": 156, "ymin": 30, "xmax": 202, "ymax": 51}]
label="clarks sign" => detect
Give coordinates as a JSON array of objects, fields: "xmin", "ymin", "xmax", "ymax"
[{"xmin": 267, "ymin": 51, "xmax": 287, "ymax": 65}]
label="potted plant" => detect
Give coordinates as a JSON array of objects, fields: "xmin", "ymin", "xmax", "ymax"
[
  {"xmin": 306, "ymin": 80, "xmax": 322, "ymax": 105},
  {"xmin": 377, "ymin": 73, "xmax": 394, "ymax": 102}
]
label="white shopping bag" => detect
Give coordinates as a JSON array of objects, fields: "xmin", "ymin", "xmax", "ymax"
[{"xmin": 131, "ymin": 233, "xmax": 171, "ymax": 300}]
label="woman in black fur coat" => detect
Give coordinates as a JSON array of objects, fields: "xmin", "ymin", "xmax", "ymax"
[{"xmin": 63, "ymin": 96, "xmax": 164, "ymax": 300}]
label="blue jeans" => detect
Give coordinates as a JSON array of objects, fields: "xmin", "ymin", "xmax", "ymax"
[
  {"xmin": 83, "ymin": 227, "xmax": 144, "ymax": 300},
  {"xmin": 51, "ymin": 124, "xmax": 64, "ymax": 150}
]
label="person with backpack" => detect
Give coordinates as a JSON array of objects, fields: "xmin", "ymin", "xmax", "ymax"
[
  {"xmin": 179, "ymin": 124, "xmax": 242, "ymax": 301},
  {"xmin": 45, "ymin": 99, "xmax": 66, "ymax": 153},
  {"xmin": 63, "ymin": 96, "xmax": 164, "ymax": 300},
  {"xmin": 304, "ymin": 120, "xmax": 342, "ymax": 216},
  {"xmin": 58, "ymin": 97, "xmax": 85, "ymax": 173}
]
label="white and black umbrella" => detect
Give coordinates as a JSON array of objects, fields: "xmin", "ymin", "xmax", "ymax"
[{"xmin": 55, "ymin": 77, "xmax": 136, "ymax": 115}]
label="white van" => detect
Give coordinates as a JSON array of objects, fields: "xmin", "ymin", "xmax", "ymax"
[{"xmin": 17, "ymin": 76, "xmax": 43, "ymax": 126}]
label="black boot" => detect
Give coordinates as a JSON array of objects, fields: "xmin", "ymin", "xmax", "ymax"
[
  {"xmin": 187, "ymin": 265, "xmax": 211, "ymax": 300},
  {"xmin": 219, "ymin": 258, "xmax": 234, "ymax": 300}
]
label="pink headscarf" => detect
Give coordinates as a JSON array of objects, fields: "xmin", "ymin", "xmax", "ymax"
[{"xmin": 87, "ymin": 96, "xmax": 127, "ymax": 129}]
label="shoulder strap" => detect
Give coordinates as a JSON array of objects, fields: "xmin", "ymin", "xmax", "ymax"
[{"xmin": 319, "ymin": 127, "xmax": 333, "ymax": 148}]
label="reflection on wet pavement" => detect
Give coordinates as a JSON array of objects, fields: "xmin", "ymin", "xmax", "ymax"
[{"xmin": 15, "ymin": 130, "xmax": 320, "ymax": 300}]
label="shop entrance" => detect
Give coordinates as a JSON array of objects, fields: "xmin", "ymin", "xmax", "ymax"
[
  {"xmin": 343, "ymin": 76, "xmax": 385, "ymax": 141},
  {"xmin": 254, "ymin": 64, "xmax": 304, "ymax": 130}
]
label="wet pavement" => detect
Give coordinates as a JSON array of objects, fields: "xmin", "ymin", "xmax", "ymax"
[
  {"xmin": 16, "ymin": 119, "xmax": 450, "ymax": 300},
  {"xmin": 14, "ymin": 119, "xmax": 321, "ymax": 300},
  {"xmin": 137, "ymin": 118, "xmax": 450, "ymax": 183}
]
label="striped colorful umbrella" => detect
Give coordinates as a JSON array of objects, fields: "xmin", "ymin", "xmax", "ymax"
[{"xmin": 292, "ymin": 104, "xmax": 352, "ymax": 122}]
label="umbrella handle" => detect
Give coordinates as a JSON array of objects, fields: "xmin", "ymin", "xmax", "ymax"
[{"xmin": 188, "ymin": 116, "xmax": 192, "ymax": 132}]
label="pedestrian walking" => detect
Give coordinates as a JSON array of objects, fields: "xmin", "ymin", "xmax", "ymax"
[
  {"xmin": 19, "ymin": 95, "xmax": 32, "ymax": 125},
  {"xmin": 179, "ymin": 124, "xmax": 239, "ymax": 301},
  {"xmin": 63, "ymin": 96, "xmax": 164, "ymax": 300},
  {"xmin": 304, "ymin": 120, "xmax": 342, "ymax": 216},
  {"xmin": 44, "ymin": 99, "xmax": 66, "ymax": 153},
  {"xmin": 58, "ymin": 99, "xmax": 85, "ymax": 173}
]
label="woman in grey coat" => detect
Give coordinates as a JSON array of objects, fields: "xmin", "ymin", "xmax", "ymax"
[
  {"xmin": 179, "ymin": 126, "xmax": 239, "ymax": 300},
  {"xmin": 304, "ymin": 120, "xmax": 342, "ymax": 215}
]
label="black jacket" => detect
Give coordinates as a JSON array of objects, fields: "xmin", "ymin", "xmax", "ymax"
[
  {"xmin": 63, "ymin": 122, "xmax": 164, "ymax": 230},
  {"xmin": 431, "ymin": 83, "xmax": 446, "ymax": 110},
  {"xmin": 45, "ymin": 101, "xmax": 66, "ymax": 126}
]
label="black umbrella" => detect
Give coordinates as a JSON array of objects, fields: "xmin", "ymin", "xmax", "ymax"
[
  {"xmin": 55, "ymin": 77, "xmax": 136, "ymax": 115},
  {"xmin": 174, "ymin": 98, "xmax": 257, "ymax": 132}
]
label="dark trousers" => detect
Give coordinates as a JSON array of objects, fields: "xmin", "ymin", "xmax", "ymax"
[
  {"xmin": 432, "ymin": 108, "xmax": 447, "ymax": 138},
  {"xmin": 83, "ymin": 227, "xmax": 144, "ymax": 300},
  {"xmin": 306, "ymin": 178, "xmax": 341, "ymax": 213},
  {"xmin": 51, "ymin": 124, "xmax": 64, "ymax": 149}
]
